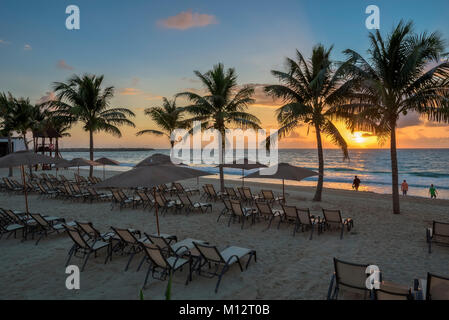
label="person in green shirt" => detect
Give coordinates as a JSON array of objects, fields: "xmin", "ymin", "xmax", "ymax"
[{"xmin": 429, "ymin": 184, "xmax": 438, "ymax": 199}]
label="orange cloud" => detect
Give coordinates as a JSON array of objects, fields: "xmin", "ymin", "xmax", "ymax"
[
  {"xmin": 57, "ymin": 60, "xmax": 74, "ymax": 70},
  {"xmin": 119, "ymin": 88, "xmax": 142, "ymax": 96},
  {"xmin": 157, "ymin": 10, "xmax": 218, "ymax": 30}
]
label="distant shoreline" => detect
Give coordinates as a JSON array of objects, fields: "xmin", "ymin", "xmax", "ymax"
[{"xmin": 60, "ymin": 148, "xmax": 155, "ymax": 152}]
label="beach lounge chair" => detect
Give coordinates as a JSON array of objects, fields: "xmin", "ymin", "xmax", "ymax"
[
  {"xmin": 296, "ymin": 208, "xmax": 321, "ymax": 239},
  {"xmin": 110, "ymin": 227, "xmax": 150, "ymax": 271},
  {"xmin": 426, "ymin": 221, "xmax": 449, "ymax": 253},
  {"xmin": 373, "ymin": 281, "xmax": 413, "ymax": 300},
  {"xmin": 139, "ymin": 243, "xmax": 191, "ymax": 288},
  {"xmin": 327, "ymin": 258, "xmax": 372, "ymax": 300},
  {"xmin": 177, "ymin": 194, "xmax": 212, "ymax": 214},
  {"xmin": 144, "ymin": 233, "xmax": 206, "ymax": 258},
  {"xmin": 2, "ymin": 178, "xmax": 22, "ymax": 193},
  {"xmin": 86, "ymin": 186, "xmax": 111, "ymax": 202},
  {"xmin": 193, "ymin": 242, "xmax": 257, "ymax": 293},
  {"xmin": 322, "ymin": 209, "xmax": 354, "ymax": 239},
  {"xmin": 65, "ymin": 226, "xmax": 112, "ymax": 272},
  {"xmin": 229, "ymin": 199, "xmax": 257, "ymax": 229},
  {"xmin": 134, "ymin": 190, "xmax": 154, "ymax": 210},
  {"xmin": 237, "ymin": 187, "xmax": 249, "ymax": 203},
  {"xmin": 111, "ymin": 189, "xmax": 134, "ymax": 210},
  {"xmin": 88, "ymin": 176, "xmax": 97, "ymax": 185},
  {"xmin": 76, "ymin": 221, "xmax": 115, "ymax": 242},
  {"xmin": 205, "ymin": 184, "xmax": 227, "ymax": 202},
  {"xmin": 72, "ymin": 184, "xmax": 90, "ymax": 201},
  {"xmin": 424, "ymin": 273, "xmax": 449, "ymax": 300},
  {"xmin": 217, "ymin": 199, "xmax": 233, "ymax": 222},
  {"xmin": 30, "ymin": 213, "xmax": 76, "ymax": 245},
  {"xmin": 225, "ymin": 187, "xmax": 239, "ymax": 200},
  {"xmin": 241, "ymin": 187, "xmax": 262, "ymax": 204},
  {"xmin": 255, "ymin": 201, "xmax": 284, "ymax": 230},
  {"xmin": 261, "ymin": 189, "xmax": 285, "ymax": 204},
  {"xmin": 158, "ymin": 184, "xmax": 176, "ymax": 196},
  {"xmin": 201, "ymin": 185, "xmax": 211, "ymax": 200},
  {"xmin": 154, "ymin": 192, "xmax": 178, "ymax": 215},
  {"xmin": 0, "ymin": 221, "xmax": 25, "ymax": 240},
  {"xmin": 173, "ymin": 182, "xmax": 200, "ymax": 195}
]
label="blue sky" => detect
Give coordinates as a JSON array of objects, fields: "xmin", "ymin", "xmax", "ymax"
[{"xmin": 1, "ymin": 0, "xmax": 448, "ymax": 148}]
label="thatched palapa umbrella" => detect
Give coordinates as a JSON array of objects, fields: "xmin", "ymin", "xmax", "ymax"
[
  {"xmin": 244, "ymin": 163, "xmax": 318, "ymax": 200},
  {"xmin": 0, "ymin": 151, "xmax": 64, "ymax": 213},
  {"xmin": 95, "ymin": 157, "xmax": 120, "ymax": 180},
  {"xmin": 94, "ymin": 163, "xmax": 209, "ymax": 235}
]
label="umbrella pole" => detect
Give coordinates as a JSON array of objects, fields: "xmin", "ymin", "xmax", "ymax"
[
  {"xmin": 103, "ymin": 165, "xmax": 106, "ymax": 180},
  {"xmin": 21, "ymin": 165, "xmax": 29, "ymax": 214},
  {"xmin": 153, "ymin": 187, "xmax": 160, "ymax": 236},
  {"xmin": 242, "ymin": 168, "xmax": 244, "ymax": 187},
  {"xmin": 283, "ymin": 179, "xmax": 285, "ymax": 201}
]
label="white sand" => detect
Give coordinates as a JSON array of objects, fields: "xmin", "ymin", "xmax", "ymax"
[{"xmin": 1, "ymin": 167, "xmax": 448, "ymax": 300}]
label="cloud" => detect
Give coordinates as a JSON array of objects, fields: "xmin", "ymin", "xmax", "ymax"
[
  {"xmin": 158, "ymin": 10, "xmax": 218, "ymax": 30},
  {"xmin": 36, "ymin": 92, "xmax": 56, "ymax": 105},
  {"xmin": 0, "ymin": 39, "xmax": 10, "ymax": 45},
  {"xmin": 397, "ymin": 112, "xmax": 423, "ymax": 128},
  {"xmin": 24, "ymin": 44, "xmax": 32, "ymax": 50},
  {"xmin": 57, "ymin": 60, "xmax": 74, "ymax": 70},
  {"xmin": 119, "ymin": 88, "xmax": 142, "ymax": 96},
  {"xmin": 118, "ymin": 88, "xmax": 163, "ymax": 100}
]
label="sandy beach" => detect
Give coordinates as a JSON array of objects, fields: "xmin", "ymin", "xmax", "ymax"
[{"xmin": 1, "ymin": 167, "xmax": 449, "ymax": 300}]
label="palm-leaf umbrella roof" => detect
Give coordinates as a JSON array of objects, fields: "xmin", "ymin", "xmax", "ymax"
[
  {"xmin": 95, "ymin": 157, "xmax": 120, "ymax": 166},
  {"xmin": 94, "ymin": 164, "xmax": 210, "ymax": 236},
  {"xmin": 135, "ymin": 153, "xmax": 184, "ymax": 167},
  {"xmin": 94, "ymin": 164, "xmax": 209, "ymax": 189},
  {"xmin": 0, "ymin": 151, "xmax": 63, "ymax": 168},
  {"xmin": 244, "ymin": 163, "xmax": 318, "ymax": 199}
]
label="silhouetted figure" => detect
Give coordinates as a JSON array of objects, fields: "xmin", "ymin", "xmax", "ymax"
[
  {"xmin": 429, "ymin": 184, "xmax": 438, "ymax": 199},
  {"xmin": 352, "ymin": 176, "xmax": 361, "ymax": 191},
  {"xmin": 401, "ymin": 180, "xmax": 409, "ymax": 196}
]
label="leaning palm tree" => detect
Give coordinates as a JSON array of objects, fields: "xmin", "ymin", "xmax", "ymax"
[
  {"xmin": 177, "ymin": 63, "xmax": 261, "ymax": 191},
  {"xmin": 136, "ymin": 98, "xmax": 186, "ymax": 148},
  {"xmin": 52, "ymin": 74, "xmax": 136, "ymax": 177},
  {"xmin": 339, "ymin": 21, "xmax": 449, "ymax": 214},
  {"xmin": 265, "ymin": 45, "xmax": 353, "ymax": 201}
]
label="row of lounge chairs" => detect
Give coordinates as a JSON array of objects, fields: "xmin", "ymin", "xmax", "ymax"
[
  {"xmin": 219, "ymin": 198, "xmax": 353, "ymax": 239},
  {"xmin": 64, "ymin": 223, "xmax": 256, "ymax": 293},
  {"xmin": 328, "ymin": 257, "xmax": 449, "ymax": 300},
  {"xmin": 1, "ymin": 210, "xmax": 257, "ymax": 293},
  {"xmin": 202, "ymin": 184, "xmax": 284, "ymax": 205}
]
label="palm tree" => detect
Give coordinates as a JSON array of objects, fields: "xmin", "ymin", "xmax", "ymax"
[
  {"xmin": 265, "ymin": 45, "xmax": 353, "ymax": 201},
  {"xmin": 136, "ymin": 97, "xmax": 186, "ymax": 148},
  {"xmin": 177, "ymin": 63, "xmax": 261, "ymax": 191},
  {"xmin": 0, "ymin": 92, "xmax": 16, "ymax": 176},
  {"xmin": 11, "ymin": 97, "xmax": 35, "ymax": 151},
  {"xmin": 339, "ymin": 21, "xmax": 449, "ymax": 214},
  {"xmin": 52, "ymin": 74, "xmax": 136, "ymax": 177}
]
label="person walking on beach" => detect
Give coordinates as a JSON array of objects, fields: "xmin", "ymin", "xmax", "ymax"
[
  {"xmin": 429, "ymin": 184, "xmax": 438, "ymax": 199},
  {"xmin": 352, "ymin": 176, "xmax": 361, "ymax": 191},
  {"xmin": 401, "ymin": 180, "xmax": 409, "ymax": 196}
]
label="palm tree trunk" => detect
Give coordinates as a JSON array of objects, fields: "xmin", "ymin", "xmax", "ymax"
[
  {"xmin": 7, "ymin": 134, "xmax": 13, "ymax": 177},
  {"xmin": 22, "ymin": 133, "xmax": 32, "ymax": 176},
  {"xmin": 89, "ymin": 129, "xmax": 94, "ymax": 177},
  {"xmin": 313, "ymin": 125, "xmax": 324, "ymax": 202},
  {"xmin": 219, "ymin": 129, "xmax": 225, "ymax": 192},
  {"xmin": 390, "ymin": 121, "xmax": 400, "ymax": 214}
]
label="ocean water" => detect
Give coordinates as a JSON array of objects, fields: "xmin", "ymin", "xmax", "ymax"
[{"xmin": 60, "ymin": 149, "xmax": 449, "ymax": 200}]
